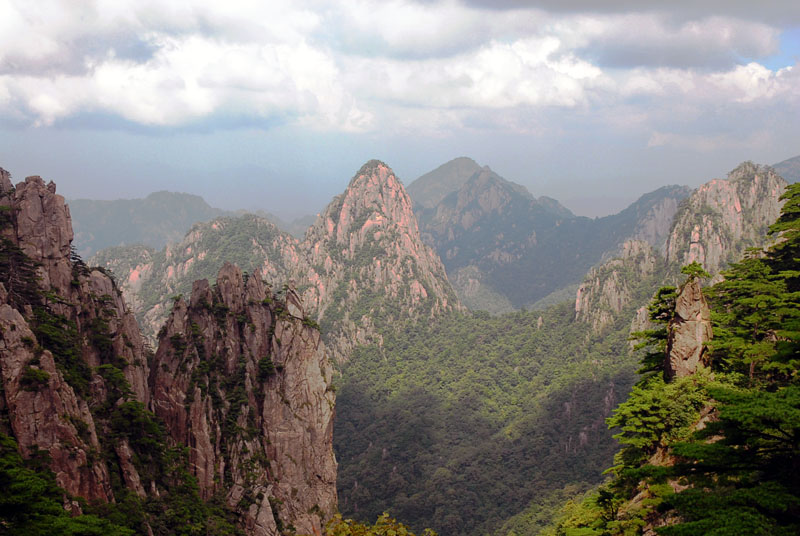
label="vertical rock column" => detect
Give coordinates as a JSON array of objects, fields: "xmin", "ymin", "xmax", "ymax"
[{"xmin": 665, "ymin": 278, "xmax": 712, "ymax": 379}]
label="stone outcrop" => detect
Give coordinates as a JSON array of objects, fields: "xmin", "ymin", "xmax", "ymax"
[
  {"xmin": 302, "ymin": 160, "xmax": 461, "ymax": 361},
  {"xmin": 150, "ymin": 263, "xmax": 336, "ymax": 535},
  {"xmin": 664, "ymin": 278, "xmax": 712, "ymax": 379},
  {"xmin": 665, "ymin": 162, "xmax": 786, "ymax": 274},
  {"xmin": 574, "ymin": 240, "xmax": 659, "ymax": 332},
  {"xmin": 0, "ymin": 172, "xmax": 149, "ymax": 502},
  {"xmin": 0, "ymin": 168, "xmax": 338, "ymax": 535}
]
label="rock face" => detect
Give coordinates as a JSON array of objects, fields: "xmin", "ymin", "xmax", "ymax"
[
  {"xmin": 574, "ymin": 240, "xmax": 659, "ymax": 332},
  {"xmin": 150, "ymin": 264, "xmax": 336, "ymax": 535},
  {"xmin": 0, "ymin": 168, "xmax": 337, "ymax": 535},
  {"xmin": 302, "ymin": 160, "xmax": 461, "ymax": 360},
  {"xmin": 665, "ymin": 162, "xmax": 786, "ymax": 274},
  {"xmin": 0, "ymin": 172, "xmax": 150, "ymax": 502},
  {"xmin": 93, "ymin": 215, "xmax": 305, "ymax": 342},
  {"xmin": 664, "ymin": 278, "xmax": 712, "ymax": 379}
]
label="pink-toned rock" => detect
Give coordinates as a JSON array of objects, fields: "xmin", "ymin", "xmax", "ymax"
[
  {"xmin": 665, "ymin": 162, "xmax": 785, "ymax": 273},
  {"xmin": 665, "ymin": 278, "xmax": 712, "ymax": 379},
  {"xmin": 150, "ymin": 264, "xmax": 337, "ymax": 536}
]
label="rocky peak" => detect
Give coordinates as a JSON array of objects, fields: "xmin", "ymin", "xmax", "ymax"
[
  {"xmin": 665, "ymin": 162, "xmax": 786, "ymax": 274},
  {"xmin": 302, "ymin": 160, "xmax": 461, "ymax": 361},
  {"xmin": 1, "ymin": 170, "xmax": 338, "ymax": 535},
  {"xmin": 150, "ymin": 262, "xmax": 336, "ymax": 535},
  {"xmin": 320, "ymin": 159, "xmax": 421, "ymax": 247},
  {"xmin": 665, "ymin": 278, "xmax": 712, "ymax": 379}
]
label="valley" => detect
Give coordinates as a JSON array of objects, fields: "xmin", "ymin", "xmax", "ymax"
[{"xmin": 0, "ymin": 155, "xmax": 796, "ymax": 536}]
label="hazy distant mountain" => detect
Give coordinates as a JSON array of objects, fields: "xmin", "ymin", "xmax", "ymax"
[
  {"xmin": 411, "ymin": 158, "xmax": 691, "ymax": 312},
  {"xmin": 69, "ymin": 191, "xmax": 229, "ymax": 257},
  {"xmin": 773, "ymin": 154, "xmax": 800, "ymax": 182},
  {"xmin": 406, "ymin": 156, "xmax": 483, "ymax": 208}
]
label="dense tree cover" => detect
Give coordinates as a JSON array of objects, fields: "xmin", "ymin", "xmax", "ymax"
[
  {"xmin": 0, "ymin": 433, "xmax": 134, "ymax": 536},
  {"xmin": 336, "ymin": 298, "xmax": 646, "ymax": 535},
  {"xmin": 545, "ymin": 183, "xmax": 800, "ymax": 535},
  {"xmin": 325, "ymin": 513, "xmax": 437, "ymax": 536}
]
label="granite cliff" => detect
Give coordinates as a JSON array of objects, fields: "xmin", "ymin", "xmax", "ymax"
[
  {"xmin": 0, "ymin": 168, "xmax": 337, "ymax": 535},
  {"xmin": 665, "ymin": 162, "xmax": 786, "ymax": 274}
]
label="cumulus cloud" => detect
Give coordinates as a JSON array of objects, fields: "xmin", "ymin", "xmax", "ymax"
[{"xmin": 0, "ymin": 0, "xmax": 797, "ymax": 139}]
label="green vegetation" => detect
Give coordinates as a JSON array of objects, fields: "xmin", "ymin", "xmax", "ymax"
[
  {"xmin": 543, "ymin": 183, "xmax": 800, "ymax": 535},
  {"xmin": 69, "ymin": 191, "xmax": 227, "ymax": 257},
  {"xmin": 326, "ymin": 513, "xmax": 437, "ymax": 536},
  {"xmin": 0, "ymin": 433, "xmax": 134, "ymax": 536},
  {"xmin": 336, "ymin": 297, "xmax": 643, "ymax": 535}
]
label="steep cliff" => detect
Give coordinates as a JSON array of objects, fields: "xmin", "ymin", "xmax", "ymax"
[
  {"xmin": 150, "ymin": 263, "xmax": 336, "ymax": 535},
  {"xmin": 92, "ymin": 160, "xmax": 462, "ymax": 363},
  {"xmin": 665, "ymin": 162, "xmax": 786, "ymax": 274},
  {"xmin": 0, "ymin": 168, "xmax": 338, "ymax": 535},
  {"xmin": 93, "ymin": 215, "xmax": 305, "ymax": 342},
  {"xmin": 0, "ymin": 171, "xmax": 150, "ymax": 503},
  {"xmin": 576, "ymin": 163, "xmax": 783, "ymax": 336},
  {"xmin": 303, "ymin": 160, "xmax": 461, "ymax": 361}
]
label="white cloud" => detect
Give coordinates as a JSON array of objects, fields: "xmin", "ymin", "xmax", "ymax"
[
  {"xmin": 0, "ymin": 0, "xmax": 797, "ymax": 139},
  {"xmin": 708, "ymin": 63, "xmax": 795, "ymax": 103}
]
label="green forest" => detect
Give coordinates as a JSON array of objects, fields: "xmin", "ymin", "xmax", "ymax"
[{"xmin": 335, "ymin": 298, "xmax": 643, "ymax": 535}]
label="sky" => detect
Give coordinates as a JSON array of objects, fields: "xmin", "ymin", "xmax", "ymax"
[{"xmin": 1, "ymin": 1, "xmax": 799, "ymax": 219}]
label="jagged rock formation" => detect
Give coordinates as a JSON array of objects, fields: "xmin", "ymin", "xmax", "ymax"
[
  {"xmin": 576, "ymin": 163, "xmax": 784, "ymax": 337},
  {"xmin": 0, "ymin": 168, "xmax": 337, "ymax": 535},
  {"xmin": 409, "ymin": 159, "xmax": 690, "ymax": 312},
  {"xmin": 664, "ymin": 278, "xmax": 712, "ymax": 379},
  {"xmin": 0, "ymin": 172, "xmax": 150, "ymax": 502},
  {"xmin": 151, "ymin": 264, "xmax": 336, "ymax": 535},
  {"xmin": 574, "ymin": 240, "xmax": 659, "ymax": 333},
  {"xmin": 665, "ymin": 162, "xmax": 786, "ymax": 274},
  {"xmin": 92, "ymin": 160, "xmax": 462, "ymax": 363},
  {"xmin": 93, "ymin": 215, "xmax": 305, "ymax": 342},
  {"xmin": 303, "ymin": 160, "xmax": 461, "ymax": 360}
]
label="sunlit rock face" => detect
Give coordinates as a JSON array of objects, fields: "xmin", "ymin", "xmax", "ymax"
[
  {"xmin": 665, "ymin": 162, "xmax": 786, "ymax": 274},
  {"xmin": 150, "ymin": 263, "xmax": 337, "ymax": 536}
]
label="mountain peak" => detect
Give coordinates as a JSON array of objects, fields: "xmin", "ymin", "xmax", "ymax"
[{"xmin": 406, "ymin": 157, "xmax": 483, "ymax": 208}]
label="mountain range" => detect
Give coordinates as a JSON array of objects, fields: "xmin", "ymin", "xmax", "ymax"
[{"xmin": 0, "ymin": 154, "xmax": 795, "ymax": 536}]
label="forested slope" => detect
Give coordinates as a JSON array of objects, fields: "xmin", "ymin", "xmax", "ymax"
[{"xmin": 541, "ymin": 183, "xmax": 800, "ymax": 535}]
